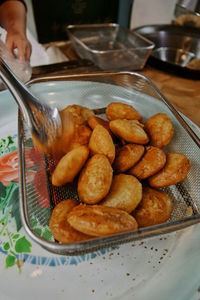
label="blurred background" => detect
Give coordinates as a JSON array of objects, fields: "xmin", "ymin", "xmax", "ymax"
[
  {"xmin": 19, "ymin": 0, "xmax": 200, "ymax": 71},
  {"xmin": 25, "ymin": 0, "xmax": 181, "ymax": 43}
]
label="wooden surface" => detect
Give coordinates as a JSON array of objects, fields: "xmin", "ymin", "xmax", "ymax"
[{"xmin": 140, "ymin": 65, "xmax": 200, "ymax": 127}]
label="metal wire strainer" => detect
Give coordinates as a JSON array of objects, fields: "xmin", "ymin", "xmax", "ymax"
[{"xmin": 18, "ymin": 72, "xmax": 200, "ymax": 255}]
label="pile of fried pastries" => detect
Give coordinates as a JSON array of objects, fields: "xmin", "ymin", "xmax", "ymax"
[{"xmin": 43, "ymin": 102, "xmax": 191, "ymax": 244}]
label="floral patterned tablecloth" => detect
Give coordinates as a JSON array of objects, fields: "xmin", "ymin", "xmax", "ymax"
[{"xmin": 1, "ymin": 81, "xmax": 200, "ymax": 300}]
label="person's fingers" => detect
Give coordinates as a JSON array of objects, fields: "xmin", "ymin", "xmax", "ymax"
[
  {"xmin": 16, "ymin": 41, "xmax": 25, "ymax": 61},
  {"xmin": 5, "ymin": 36, "xmax": 25, "ymax": 60},
  {"xmin": 5, "ymin": 38, "xmax": 14, "ymax": 55},
  {"xmin": 16, "ymin": 40, "xmax": 32, "ymax": 61},
  {"xmin": 17, "ymin": 40, "xmax": 32, "ymax": 61},
  {"xmin": 6, "ymin": 34, "xmax": 32, "ymax": 61},
  {"xmin": 25, "ymin": 42, "xmax": 32, "ymax": 61}
]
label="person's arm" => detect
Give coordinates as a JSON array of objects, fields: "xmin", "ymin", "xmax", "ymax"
[{"xmin": 0, "ymin": 0, "xmax": 32, "ymax": 61}]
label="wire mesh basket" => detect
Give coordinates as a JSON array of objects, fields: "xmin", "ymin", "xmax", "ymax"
[
  {"xmin": 18, "ymin": 71, "xmax": 200, "ymax": 255},
  {"xmin": 66, "ymin": 23, "xmax": 155, "ymax": 71}
]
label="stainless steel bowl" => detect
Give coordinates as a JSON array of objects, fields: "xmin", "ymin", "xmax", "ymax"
[
  {"xmin": 152, "ymin": 47, "xmax": 195, "ymax": 67},
  {"xmin": 133, "ymin": 24, "xmax": 200, "ymax": 78}
]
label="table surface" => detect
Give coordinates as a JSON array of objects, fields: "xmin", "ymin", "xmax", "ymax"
[{"xmin": 140, "ymin": 65, "xmax": 200, "ymax": 127}]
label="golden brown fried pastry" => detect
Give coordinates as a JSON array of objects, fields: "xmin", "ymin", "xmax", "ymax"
[
  {"xmin": 49, "ymin": 199, "xmax": 91, "ymax": 243},
  {"xmin": 128, "ymin": 146, "xmax": 166, "ymax": 180},
  {"xmin": 62, "ymin": 104, "xmax": 94, "ymax": 126},
  {"xmin": 174, "ymin": 14, "xmax": 200, "ymax": 28},
  {"xmin": 56, "ymin": 109, "xmax": 75, "ymax": 155},
  {"xmin": 144, "ymin": 113, "xmax": 174, "ymax": 148},
  {"xmin": 113, "ymin": 144, "xmax": 145, "ymax": 172},
  {"xmin": 78, "ymin": 154, "xmax": 113, "ymax": 204},
  {"xmin": 89, "ymin": 124, "xmax": 115, "ymax": 164},
  {"xmin": 106, "ymin": 102, "xmax": 142, "ymax": 121},
  {"xmin": 133, "ymin": 187, "xmax": 173, "ymax": 227},
  {"xmin": 67, "ymin": 204, "xmax": 138, "ymax": 236},
  {"xmin": 67, "ymin": 125, "xmax": 92, "ymax": 152},
  {"xmin": 148, "ymin": 152, "xmax": 191, "ymax": 187},
  {"xmin": 52, "ymin": 145, "xmax": 89, "ymax": 186},
  {"xmin": 88, "ymin": 115, "xmax": 112, "ymax": 134},
  {"xmin": 101, "ymin": 174, "xmax": 142, "ymax": 213},
  {"xmin": 109, "ymin": 119, "xmax": 149, "ymax": 144},
  {"xmin": 32, "ymin": 109, "xmax": 75, "ymax": 158}
]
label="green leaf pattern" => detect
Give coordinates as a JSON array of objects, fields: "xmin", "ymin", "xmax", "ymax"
[
  {"xmin": 0, "ymin": 136, "xmax": 33, "ymax": 270},
  {"xmin": 0, "ymin": 136, "xmax": 17, "ymax": 155}
]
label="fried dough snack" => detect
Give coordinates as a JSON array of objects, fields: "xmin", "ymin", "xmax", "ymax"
[
  {"xmin": 89, "ymin": 124, "xmax": 115, "ymax": 164},
  {"xmin": 67, "ymin": 204, "xmax": 138, "ymax": 236},
  {"xmin": 106, "ymin": 102, "xmax": 142, "ymax": 121},
  {"xmin": 63, "ymin": 104, "xmax": 95, "ymax": 126},
  {"xmin": 128, "ymin": 146, "xmax": 166, "ymax": 180},
  {"xmin": 144, "ymin": 113, "xmax": 174, "ymax": 148},
  {"xmin": 101, "ymin": 174, "xmax": 142, "ymax": 213},
  {"xmin": 49, "ymin": 199, "xmax": 91, "ymax": 243},
  {"xmin": 32, "ymin": 109, "xmax": 75, "ymax": 158},
  {"xmin": 88, "ymin": 115, "xmax": 111, "ymax": 133},
  {"xmin": 113, "ymin": 144, "xmax": 145, "ymax": 173},
  {"xmin": 148, "ymin": 152, "xmax": 191, "ymax": 187},
  {"xmin": 78, "ymin": 154, "xmax": 113, "ymax": 204},
  {"xmin": 174, "ymin": 14, "xmax": 200, "ymax": 28},
  {"xmin": 133, "ymin": 187, "xmax": 173, "ymax": 227},
  {"xmin": 109, "ymin": 119, "xmax": 149, "ymax": 144},
  {"xmin": 47, "ymin": 102, "xmax": 192, "ymax": 243},
  {"xmin": 52, "ymin": 145, "xmax": 89, "ymax": 186},
  {"xmin": 67, "ymin": 124, "xmax": 92, "ymax": 152}
]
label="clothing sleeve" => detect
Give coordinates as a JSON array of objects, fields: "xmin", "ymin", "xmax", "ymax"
[{"xmin": 0, "ymin": 0, "xmax": 27, "ymax": 10}]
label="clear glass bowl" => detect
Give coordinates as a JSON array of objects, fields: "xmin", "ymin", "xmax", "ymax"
[{"xmin": 66, "ymin": 23, "xmax": 155, "ymax": 71}]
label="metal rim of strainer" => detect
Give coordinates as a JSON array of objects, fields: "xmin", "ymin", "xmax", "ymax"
[{"xmin": 18, "ymin": 71, "xmax": 200, "ymax": 255}]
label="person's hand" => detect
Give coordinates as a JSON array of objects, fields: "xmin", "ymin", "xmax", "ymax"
[{"xmin": 5, "ymin": 26, "xmax": 32, "ymax": 61}]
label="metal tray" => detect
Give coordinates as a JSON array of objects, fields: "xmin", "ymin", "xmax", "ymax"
[
  {"xmin": 133, "ymin": 24, "xmax": 200, "ymax": 79},
  {"xmin": 18, "ymin": 71, "xmax": 200, "ymax": 255},
  {"xmin": 66, "ymin": 23, "xmax": 154, "ymax": 71}
]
